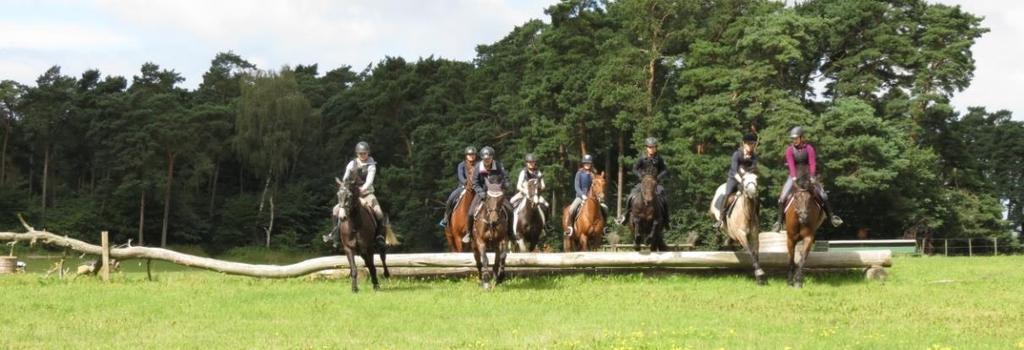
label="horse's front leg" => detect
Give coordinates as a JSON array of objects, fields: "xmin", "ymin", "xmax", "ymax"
[
  {"xmin": 786, "ymin": 235, "xmax": 798, "ymax": 287},
  {"xmin": 345, "ymin": 249, "xmax": 359, "ymax": 293},
  {"xmin": 363, "ymin": 252, "xmax": 380, "ymax": 291},
  {"xmin": 744, "ymin": 230, "xmax": 766, "ymax": 285},
  {"xmin": 495, "ymin": 239, "xmax": 508, "ymax": 285},
  {"xmin": 633, "ymin": 221, "xmax": 643, "ymax": 252},
  {"xmin": 476, "ymin": 238, "xmax": 491, "ymax": 289},
  {"xmin": 379, "ymin": 244, "xmax": 390, "ymax": 279},
  {"xmin": 795, "ymin": 235, "xmax": 815, "ymax": 289}
]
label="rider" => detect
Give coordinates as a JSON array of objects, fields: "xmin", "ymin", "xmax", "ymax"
[
  {"xmin": 771, "ymin": 127, "xmax": 843, "ymax": 231},
  {"xmin": 714, "ymin": 133, "xmax": 759, "ymax": 228},
  {"xmin": 341, "ymin": 141, "xmax": 392, "ymax": 247},
  {"xmin": 439, "ymin": 146, "xmax": 477, "ymax": 227},
  {"xmin": 463, "ymin": 146, "xmax": 513, "ymax": 243},
  {"xmin": 564, "ymin": 154, "xmax": 607, "ymax": 237},
  {"xmin": 510, "ymin": 153, "xmax": 549, "ymax": 230},
  {"xmin": 618, "ymin": 137, "xmax": 669, "ymax": 227}
]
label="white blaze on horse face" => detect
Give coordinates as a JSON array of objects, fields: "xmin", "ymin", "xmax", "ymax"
[{"xmin": 742, "ymin": 173, "xmax": 759, "ymax": 198}]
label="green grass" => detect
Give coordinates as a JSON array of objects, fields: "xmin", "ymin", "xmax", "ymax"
[{"xmin": 2, "ymin": 256, "xmax": 1023, "ymax": 349}]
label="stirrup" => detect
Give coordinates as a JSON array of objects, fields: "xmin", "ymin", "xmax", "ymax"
[
  {"xmin": 831, "ymin": 215, "xmax": 844, "ymax": 227},
  {"xmin": 462, "ymin": 232, "xmax": 471, "ymax": 243},
  {"xmin": 771, "ymin": 221, "xmax": 782, "ymax": 232},
  {"xmin": 615, "ymin": 215, "xmax": 626, "ymax": 225},
  {"xmin": 713, "ymin": 220, "xmax": 723, "ymax": 229}
]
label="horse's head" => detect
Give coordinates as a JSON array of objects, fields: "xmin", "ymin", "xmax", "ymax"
[
  {"xmin": 335, "ymin": 177, "xmax": 356, "ymax": 207},
  {"xmin": 478, "ymin": 195, "xmax": 508, "ymax": 237},
  {"xmin": 590, "ymin": 172, "xmax": 607, "ymax": 202},
  {"xmin": 640, "ymin": 172, "xmax": 658, "ymax": 203},
  {"xmin": 740, "ymin": 172, "xmax": 759, "ymax": 199},
  {"xmin": 525, "ymin": 178, "xmax": 540, "ymax": 203}
]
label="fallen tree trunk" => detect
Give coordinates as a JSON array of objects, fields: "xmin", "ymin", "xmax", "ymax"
[{"xmin": 1, "ymin": 217, "xmax": 890, "ymax": 279}]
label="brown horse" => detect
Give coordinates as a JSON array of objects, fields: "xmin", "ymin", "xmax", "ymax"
[
  {"xmin": 514, "ymin": 178, "xmax": 543, "ymax": 252},
  {"xmin": 784, "ymin": 176, "xmax": 824, "ymax": 288},
  {"xmin": 333, "ymin": 175, "xmax": 390, "ymax": 293},
  {"xmin": 472, "ymin": 183, "xmax": 511, "ymax": 289},
  {"xmin": 629, "ymin": 172, "xmax": 669, "ymax": 251},
  {"xmin": 563, "ymin": 172, "xmax": 606, "ymax": 252},
  {"xmin": 445, "ymin": 174, "xmax": 475, "ymax": 252}
]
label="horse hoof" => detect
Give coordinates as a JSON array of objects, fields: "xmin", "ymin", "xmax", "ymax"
[
  {"xmin": 351, "ymin": 288, "xmax": 359, "ymax": 293},
  {"xmin": 373, "ymin": 284, "xmax": 381, "ymax": 291},
  {"xmin": 482, "ymin": 282, "xmax": 491, "ymax": 290},
  {"xmin": 756, "ymin": 277, "xmax": 767, "ymax": 286}
]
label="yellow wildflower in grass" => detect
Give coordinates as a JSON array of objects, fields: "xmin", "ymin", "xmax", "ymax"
[{"xmin": 1016, "ymin": 339, "xmax": 1024, "ymax": 349}]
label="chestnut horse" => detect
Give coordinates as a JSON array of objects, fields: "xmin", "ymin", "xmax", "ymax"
[
  {"xmin": 445, "ymin": 168, "xmax": 475, "ymax": 252},
  {"xmin": 332, "ymin": 175, "xmax": 390, "ymax": 293},
  {"xmin": 472, "ymin": 182, "xmax": 512, "ymax": 289},
  {"xmin": 710, "ymin": 172, "xmax": 765, "ymax": 285},
  {"xmin": 784, "ymin": 176, "xmax": 824, "ymax": 288},
  {"xmin": 562, "ymin": 172, "xmax": 606, "ymax": 251},
  {"xmin": 630, "ymin": 172, "xmax": 669, "ymax": 251}
]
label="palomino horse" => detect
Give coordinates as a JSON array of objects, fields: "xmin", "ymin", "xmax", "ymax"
[
  {"xmin": 629, "ymin": 171, "xmax": 669, "ymax": 251},
  {"xmin": 333, "ymin": 175, "xmax": 390, "ymax": 293},
  {"xmin": 445, "ymin": 169, "xmax": 475, "ymax": 252},
  {"xmin": 563, "ymin": 172, "xmax": 606, "ymax": 252},
  {"xmin": 784, "ymin": 176, "xmax": 824, "ymax": 288},
  {"xmin": 514, "ymin": 178, "xmax": 544, "ymax": 252},
  {"xmin": 472, "ymin": 182, "xmax": 512, "ymax": 289},
  {"xmin": 710, "ymin": 172, "xmax": 765, "ymax": 285}
]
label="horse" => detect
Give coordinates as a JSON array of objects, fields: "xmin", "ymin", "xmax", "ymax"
[
  {"xmin": 445, "ymin": 168, "xmax": 475, "ymax": 252},
  {"xmin": 784, "ymin": 175, "xmax": 824, "ymax": 288},
  {"xmin": 629, "ymin": 170, "xmax": 669, "ymax": 251},
  {"xmin": 563, "ymin": 171, "xmax": 606, "ymax": 252},
  {"xmin": 710, "ymin": 172, "xmax": 765, "ymax": 285},
  {"xmin": 332, "ymin": 175, "xmax": 390, "ymax": 293},
  {"xmin": 471, "ymin": 181, "xmax": 512, "ymax": 289},
  {"xmin": 514, "ymin": 178, "xmax": 543, "ymax": 252}
]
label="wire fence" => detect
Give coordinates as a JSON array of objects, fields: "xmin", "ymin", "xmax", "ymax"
[{"xmin": 920, "ymin": 237, "xmax": 1021, "ymax": 256}]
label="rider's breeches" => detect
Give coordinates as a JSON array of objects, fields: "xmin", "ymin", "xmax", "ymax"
[
  {"xmin": 361, "ymin": 194, "xmax": 384, "ymax": 220},
  {"xmin": 446, "ymin": 186, "xmax": 464, "ymax": 208},
  {"xmin": 777, "ymin": 177, "xmax": 828, "ymax": 206}
]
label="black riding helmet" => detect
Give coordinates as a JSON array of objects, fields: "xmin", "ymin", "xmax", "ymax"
[
  {"xmin": 743, "ymin": 133, "xmax": 758, "ymax": 144},
  {"xmin": 581, "ymin": 154, "xmax": 594, "ymax": 164},
  {"xmin": 464, "ymin": 146, "xmax": 477, "ymax": 155}
]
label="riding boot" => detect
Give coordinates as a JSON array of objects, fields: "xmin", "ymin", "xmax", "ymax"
[
  {"xmin": 374, "ymin": 219, "xmax": 388, "ymax": 250},
  {"xmin": 821, "ymin": 198, "xmax": 844, "ymax": 227},
  {"xmin": 563, "ymin": 211, "xmax": 574, "ymax": 237},
  {"xmin": 771, "ymin": 201, "xmax": 785, "ymax": 232},
  {"xmin": 439, "ymin": 206, "xmax": 452, "ymax": 228},
  {"xmin": 463, "ymin": 216, "xmax": 473, "ymax": 243},
  {"xmin": 616, "ymin": 197, "xmax": 632, "ymax": 225}
]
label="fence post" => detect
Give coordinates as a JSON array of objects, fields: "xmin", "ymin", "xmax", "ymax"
[
  {"xmin": 101, "ymin": 231, "xmax": 110, "ymax": 282},
  {"xmin": 993, "ymin": 237, "xmax": 998, "ymax": 256},
  {"xmin": 944, "ymin": 239, "xmax": 948, "ymax": 256},
  {"xmin": 967, "ymin": 239, "xmax": 972, "ymax": 257}
]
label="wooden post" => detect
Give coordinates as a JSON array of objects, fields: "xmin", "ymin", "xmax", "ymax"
[
  {"xmin": 944, "ymin": 239, "xmax": 948, "ymax": 256},
  {"xmin": 967, "ymin": 239, "xmax": 972, "ymax": 257},
  {"xmin": 100, "ymin": 231, "xmax": 110, "ymax": 282},
  {"xmin": 993, "ymin": 238, "xmax": 998, "ymax": 256}
]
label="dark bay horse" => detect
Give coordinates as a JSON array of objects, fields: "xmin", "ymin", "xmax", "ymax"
[
  {"xmin": 333, "ymin": 176, "xmax": 390, "ymax": 293},
  {"xmin": 472, "ymin": 183, "xmax": 512, "ymax": 289},
  {"xmin": 445, "ymin": 170, "xmax": 475, "ymax": 252},
  {"xmin": 563, "ymin": 172, "xmax": 606, "ymax": 252},
  {"xmin": 514, "ymin": 178, "xmax": 544, "ymax": 252},
  {"xmin": 629, "ymin": 172, "xmax": 669, "ymax": 251},
  {"xmin": 711, "ymin": 172, "xmax": 765, "ymax": 285},
  {"xmin": 784, "ymin": 176, "xmax": 824, "ymax": 288}
]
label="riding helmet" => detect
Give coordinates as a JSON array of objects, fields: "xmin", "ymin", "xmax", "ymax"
[
  {"xmin": 355, "ymin": 141, "xmax": 370, "ymax": 154},
  {"xmin": 743, "ymin": 133, "xmax": 758, "ymax": 143},
  {"xmin": 645, "ymin": 137, "xmax": 658, "ymax": 147},
  {"xmin": 789, "ymin": 127, "xmax": 805, "ymax": 139},
  {"xmin": 464, "ymin": 146, "xmax": 477, "ymax": 155},
  {"xmin": 581, "ymin": 154, "xmax": 594, "ymax": 164},
  {"xmin": 480, "ymin": 146, "xmax": 495, "ymax": 160},
  {"xmin": 524, "ymin": 153, "xmax": 537, "ymax": 162}
]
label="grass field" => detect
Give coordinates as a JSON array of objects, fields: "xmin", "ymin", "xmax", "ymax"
[{"xmin": 2, "ymin": 255, "xmax": 1023, "ymax": 349}]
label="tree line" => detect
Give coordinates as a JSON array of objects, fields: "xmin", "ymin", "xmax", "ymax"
[{"xmin": 1, "ymin": 0, "xmax": 1020, "ymax": 253}]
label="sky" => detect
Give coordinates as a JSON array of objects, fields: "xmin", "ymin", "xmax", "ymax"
[{"xmin": 1, "ymin": 0, "xmax": 1020, "ymax": 118}]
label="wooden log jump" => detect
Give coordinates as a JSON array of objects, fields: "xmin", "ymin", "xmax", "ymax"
[{"xmin": 1, "ymin": 217, "xmax": 890, "ymax": 279}]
